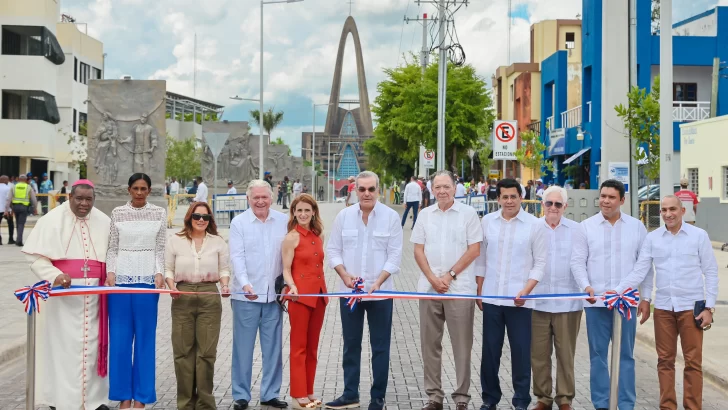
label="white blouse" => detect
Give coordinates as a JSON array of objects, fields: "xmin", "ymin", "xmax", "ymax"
[{"xmin": 107, "ymin": 202, "xmax": 167, "ymax": 285}]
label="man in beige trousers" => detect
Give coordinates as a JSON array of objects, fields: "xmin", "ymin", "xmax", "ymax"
[{"xmin": 411, "ymin": 170, "xmax": 482, "ymax": 410}]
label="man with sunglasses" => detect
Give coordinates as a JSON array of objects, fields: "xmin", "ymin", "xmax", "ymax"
[
  {"xmin": 475, "ymin": 178, "xmax": 547, "ymax": 410},
  {"xmin": 229, "ymin": 180, "xmax": 289, "ymax": 410},
  {"xmin": 530, "ymin": 186, "xmax": 582, "ymax": 410},
  {"xmin": 570, "ymin": 179, "xmax": 649, "ymax": 410},
  {"xmin": 326, "ymin": 171, "xmax": 403, "ymax": 410}
]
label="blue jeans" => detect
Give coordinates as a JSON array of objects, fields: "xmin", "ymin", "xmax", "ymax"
[
  {"xmin": 480, "ymin": 304, "xmax": 532, "ymax": 408},
  {"xmin": 339, "ymin": 298, "xmax": 393, "ymax": 401},
  {"xmin": 585, "ymin": 307, "xmax": 637, "ymax": 410},
  {"xmin": 108, "ymin": 284, "xmax": 159, "ymax": 404},
  {"xmin": 401, "ymin": 201, "xmax": 419, "ymax": 227},
  {"xmin": 231, "ymin": 300, "xmax": 283, "ymax": 402}
]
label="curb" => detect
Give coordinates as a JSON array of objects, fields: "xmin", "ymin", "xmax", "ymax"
[
  {"xmin": 0, "ymin": 338, "xmax": 25, "ymax": 368},
  {"xmin": 635, "ymin": 329, "xmax": 728, "ymax": 392}
]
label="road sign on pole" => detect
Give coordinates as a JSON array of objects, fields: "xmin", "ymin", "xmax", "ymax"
[
  {"xmin": 423, "ymin": 149, "xmax": 435, "ymax": 169},
  {"xmin": 493, "ymin": 120, "xmax": 517, "ymax": 160}
]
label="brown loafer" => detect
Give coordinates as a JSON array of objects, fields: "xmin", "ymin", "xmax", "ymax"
[
  {"xmin": 558, "ymin": 405, "xmax": 573, "ymax": 410},
  {"xmin": 533, "ymin": 402, "xmax": 552, "ymax": 410},
  {"xmin": 421, "ymin": 401, "xmax": 443, "ymax": 410}
]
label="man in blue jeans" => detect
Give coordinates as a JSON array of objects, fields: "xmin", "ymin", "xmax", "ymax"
[
  {"xmin": 325, "ymin": 171, "xmax": 403, "ymax": 410},
  {"xmin": 401, "ymin": 176, "xmax": 422, "ymax": 228}
]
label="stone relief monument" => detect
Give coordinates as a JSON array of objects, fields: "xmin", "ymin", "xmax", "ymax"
[
  {"xmin": 201, "ymin": 120, "xmax": 309, "ymax": 194},
  {"xmin": 86, "ymin": 80, "xmax": 166, "ymax": 214}
]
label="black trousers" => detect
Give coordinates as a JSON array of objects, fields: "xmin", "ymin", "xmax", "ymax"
[
  {"xmin": 12, "ymin": 205, "xmax": 28, "ymax": 243},
  {"xmin": 1, "ymin": 211, "xmax": 14, "ymax": 242}
]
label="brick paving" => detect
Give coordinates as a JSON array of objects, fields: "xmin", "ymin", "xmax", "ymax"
[{"xmin": 1, "ymin": 203, "xmax": 726, "ymax": 409}]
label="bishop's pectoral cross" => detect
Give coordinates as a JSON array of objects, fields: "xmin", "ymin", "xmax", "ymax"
[{"xmin": 81, "ymin": 262, "xmax": 90, "ymax": 279}]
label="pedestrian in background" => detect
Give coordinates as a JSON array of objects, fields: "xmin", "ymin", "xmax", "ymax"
[
  {"xmin": 675, "ymin": 177, "xmax": 699, "ymax": 225},
  {"xmin": 401, "ymin": 176, "xmax": 421, "ymax": 229},
  {"xmin": 58, "ymin": 180, "xmax": 68, "ymax": 205},
  {"xmin": 0, "ymin": 175, "xmax": 12, "ymax": 245},
  {"xmin": 282, "ymin": 194, "xmax": 328, "ymax": 409},
  {"xmin": 277, "ymin": 182, "xmax": 284, "ymax": 206},
  {"xmin": 229, "ymin": 180, "xmax": 289, "ymax": 410},
  {"xmin": 169, "ymin": 177, "xmax": 180, "ymax": 196},
  {"xmin": 530, "ymin": 186, "xmax": 583, "ymax": 410},
  {"xmin": 165, "ymin": 202, "xmax": 230, "ymax": 410},
  {"xmin": 293, "ymin": 179, "xmax": 303, "ymax": 198},
  {"xmin": 194, "ymin": 176, "xmax": 208, "ymax": 204},
  {"xmin": 412, "ymin": 170, "xmax": 482, "ymax": 410},
  {"xmin": 610, "ymin": 195, "xmax": 718, "ymax": 410},
  {"xmin": 346, "ymin": 176, "xmax": 359, "ymax": 207},
  {"xmin": 326, "ymin": 171, "xmax": 403, "ymax": 410},
  {"xmin": 7, "ymin": 175, "xmax": 36, "ymax": 246},
  {"xmin": 39, "ymin": 173, "xmax": 53, "ymax": 214}
]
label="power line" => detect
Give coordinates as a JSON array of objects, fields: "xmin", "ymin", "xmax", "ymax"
[{"xmin": 395, "ymin": 1, "xmax": 411, "ymax": 67}]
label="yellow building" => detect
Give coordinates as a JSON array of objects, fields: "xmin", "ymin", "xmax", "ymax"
[
  {"xmin": 0, "ymin": 0, "xmax": 103, "ymax": 186},
  {"xmin": 491, "ymin": 19, "xmax": 582, "ymax": 180}
]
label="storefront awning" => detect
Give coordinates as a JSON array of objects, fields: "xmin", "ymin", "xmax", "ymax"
[{"xmin": 563, "ymin": 147, "xmax": 591, "ymax": 165}]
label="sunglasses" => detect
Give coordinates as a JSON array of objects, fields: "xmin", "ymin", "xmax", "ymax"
[
  {"xmin": 357, "ymin": 187, "xmax": 376, "ymax": 193},
  {"xmin": 191, "ymin": 213, "xmax": 212, "ymax": 221},
  {"xmin": 544, "ymin": 201, "xmax": 564, "ymax": 209}
]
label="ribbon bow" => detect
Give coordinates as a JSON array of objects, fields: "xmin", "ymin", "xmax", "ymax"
[
  {"xmin": 14, "ymin": 280, "xmax": 52, "ymax": 315},
  {"xmin": 603, "ymin": 288, "xmax": 640, "ymax": 320},
  {"xmin": 346, "ymin": 277, "xmax": 365, "ymax": 311}
]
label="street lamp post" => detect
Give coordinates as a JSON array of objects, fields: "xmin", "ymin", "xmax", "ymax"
[
  {"xmin": 333, "ymin": 153, "xmax": 342, "ymax": 201},
  {"xmin": 259, "ymin": 0, "xmax": 304, "ymax": 179},
  {"xmin": 312, "ymin": 102, "xmax": 333, "ymax": 198},
  {"xmin": 328, "ymin": 141, "xmax": 340, "ymax": 202}
]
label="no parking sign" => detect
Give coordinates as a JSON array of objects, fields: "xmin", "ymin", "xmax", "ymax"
[{"xmin": 493, "ymin": 120, "xmax": 517, "ymax": 160}]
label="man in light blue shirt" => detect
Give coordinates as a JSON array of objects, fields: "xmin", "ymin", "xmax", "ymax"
[
  {"xmin": 39, "ymin": 173, "xmax": 53, "ymax": 214},
  {"xmin": 229, "ymin": 180, "xmax": 289, "ymax": 410}
]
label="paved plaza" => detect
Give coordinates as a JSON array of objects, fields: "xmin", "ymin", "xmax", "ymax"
[{"xmin": 0, "ymin": 202, "xmax": 727, "ymax": 409}]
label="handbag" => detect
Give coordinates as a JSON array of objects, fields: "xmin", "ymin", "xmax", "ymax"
[
  {"xmin": 694, "ymin": 300, "xmax": 713, "ymax": 329},
  {"xmin": 275, "ymin": 275, "xmax": 289, "ymax": 313}
]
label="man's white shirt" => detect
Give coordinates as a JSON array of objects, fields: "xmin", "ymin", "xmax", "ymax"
[
  {"xmin": 169, "ymin": 181, "xmax": 180, "ymax": 195},
  {"xmin": 229, "ymin": 209, "xmax": 289, "ymax": 303},
  {"xmin": 0, "ymin": 183, "xmax": 10, "ymax": 213},
  {"xmin": 227, "ymin": 187, "xmax": 237, "ymax": 194},
  {"xmin": 293, "ymin": 182, "xmax": 302, "ymax": 193},
  {"xmin": 194, "ymin": 182, "xmax": 208, "ymax": 202},
  {"xmin": 403, "ymin": 181, "xmax": 422, "ymax": 203},
  {"xmin": 426, "ymin": 180, "xmax": 434, "ymax": 199},
  {"xmin": 327, "ymin": 202, "xmax": 403, "ymax": 300},
  {"xmin": 616, "ymin": 222, "xmax": 719, "ymax": 312},
  {"xmin": 532, "ymin": 216, "xmax": 582, "ymax": 312},
  {"xmin": 410, "ymin": 200, "xmax": 483, "ymax": 295},
  {"xmin": 570, "ymin": 211, "xmax": 649, "ymax": 308},
  {"xmin": 455, "ymin": 183, "xmax": 466, "ymax": 197},
  {"xmin": 475, "ymin": 208, "xmax": 547, "ymax": 308}
]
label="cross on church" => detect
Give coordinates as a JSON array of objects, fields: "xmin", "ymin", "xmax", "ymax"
[
  {"xmin": 81, "ymin": 262, "xmax": 90, "ymax": 278},
  {"xmin": 347, "ymin": 0, "xmax": 354, "ymax": 16}
]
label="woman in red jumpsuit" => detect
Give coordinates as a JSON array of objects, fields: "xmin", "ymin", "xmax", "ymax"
[{"xmin": 282, "ymin": 194, "xmax": 328, "ymax": 409}]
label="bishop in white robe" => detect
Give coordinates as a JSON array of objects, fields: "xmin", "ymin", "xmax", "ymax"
[{"xmin": 22, "ymin": 180, "xmax": 111, "ymax": 410}]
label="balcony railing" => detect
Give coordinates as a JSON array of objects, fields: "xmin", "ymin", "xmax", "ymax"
[
  {"xmin": 673, "ymin": 101, "xmax": 710, "ymax": 122},
  {"xmin": 560, "ymin": 105, "xmax": 582, "ymax": 129},
  {"xmin": 546, "ymin": 116, "xmax": 554, "ymax": 131},
  {"xmin": 527, "ymin": 120, "xmax": 540, "ymax": 136}
]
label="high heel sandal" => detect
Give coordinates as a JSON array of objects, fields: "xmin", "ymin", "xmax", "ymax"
[
  {"xmin": 309, "ymin": 398, "xmax": 322, "ymax": 408},
  {"xmin": 292, "ymin": 399, "xmax": 317, "ymax": 409}
]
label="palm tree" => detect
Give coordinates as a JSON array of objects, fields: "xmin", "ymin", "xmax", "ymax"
[{"xmin": 249, "ymin": 107, "xmax": 284, "ymax": 144}]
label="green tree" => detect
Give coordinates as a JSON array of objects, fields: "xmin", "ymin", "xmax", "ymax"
[
  {"xmin": 271, "ymin": 136, "xmax": 292, "ymax": 155},
  {"xmin": 62, "ymin": 121, "xmax": 87, "ymax": 176},
  {"xmin": 166, "ymin": 136, "xmax": 202, "ymax": 182},
  {"xmin": 250, "ymin": 107, "xmax": 284, "ymax": 143},
  {"xmin": 514, "ymin": 129, "xmax": 553, "ymax": 179},
  {"xmin": 165, "ymin": 111, "xmax": 219, "ymax": 124},
  {"xmin": 615, "ymin": 76, "xmax": 661, "ymax": 180},
  {"xmin": 365, "ymin": 57, "xmax": 493, "ymax": 180},
  {"xmin": 303, "ymin": 160, "xmax": 324, "ymax": 176},
  {"xmin": 651, "ymin": 0, "xmax": 660, "ymax": 35}
]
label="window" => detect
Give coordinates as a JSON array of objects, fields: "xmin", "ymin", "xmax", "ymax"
[
  {"xmin": 92, "ymin": 67, "xmax": 102, "ymax": 80},
  {"xmin": 1, "ymin": 25, "xmax": 64, "ymax": 65},
  {"xmin": 674, "ymin": 83, "xmax": 697, "ymax": 102},
  {"xmin": 723, "ymin": 167, "xmax": 728, "ymax": 199},
  {"xmin": 565, "ymin": 32, "xmax": 576, "ymax": 49},
  {"xmin": 74, "ymin": 57, "xmax": 78, "ymax": 81},
  {"xmin": 339, "ymin": 112, "xmax": 359, "ymax": 137},
  {"xmin": 1, "ymin": 90, "xmax": 60, "ymax": 124},
  {"xmin": 337, "ymin": 144, "xmax": 361, "ymax": 178},
  {"xmin": 73, "ymin": 108, "xmax": 77, "ymax": 132},
  {"xmin": 79, "ymin": 62, "xmax": 90, "ymax": 84},
  {"xmin": 79, "ymin": 112, "xmax": 87, "ymax": 136},
  {"xmin": 688, "ymin": 168, "xmax": 699, "ymax": 196}
]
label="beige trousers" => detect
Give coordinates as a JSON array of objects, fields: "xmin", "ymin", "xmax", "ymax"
[
  {"xmin": 419, "ymin": 299, "xmax": 475, "ymax": 404},
  {"xmin": 531, "ymin": 309, "xmax": 583, "ymax": 407}
]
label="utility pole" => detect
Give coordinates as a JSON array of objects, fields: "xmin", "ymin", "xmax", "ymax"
[
  {"xmin": 193, "ymin": 32, "xmax": 197, "ymax": 98},
  {"xmin": 507, "ymin": 0, "xmax": 511, "ymax": 65},
  {"xmin": 628, "ymin": 0, "xmax": 638, "ymax": 217},
  {"xmin": 659, "ymin": 0, "xmax": 674, "ymax": 218},
  {"xmin": 711, "ymin": 57, "xmax": 719, "ymax": 117}
]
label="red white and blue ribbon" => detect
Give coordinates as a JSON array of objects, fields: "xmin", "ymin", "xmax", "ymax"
[
  {"xmin": 14, "ymin": 280, "xmax": 51, "ymax": 315},
  {"xmin": 603, "ymin": 288, "xmax": 640, "ymax": 320},
  {"xmin": 346, "ymin": 277, "xmax": 365, "ymax": 311}
]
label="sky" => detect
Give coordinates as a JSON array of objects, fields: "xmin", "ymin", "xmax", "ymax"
[{"xmin": 61, "ymin": 0, "xmax": 722, "ymax": 156}]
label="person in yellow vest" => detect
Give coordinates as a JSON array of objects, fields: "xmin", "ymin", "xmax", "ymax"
[{"xmin": 5, "ymin": 175, "xmax": 37, "ymax": 246}]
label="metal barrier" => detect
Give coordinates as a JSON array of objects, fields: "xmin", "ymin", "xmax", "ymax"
[
  {"xmin": 640, "ymin": 200, "xmax": 660, "ymax": 230},
  {"xmin": 212, "ymin": 193, "xmax": 249, "ymax": 228},
  {"xmin": 456, "ymin": 195, "xmax": 544, "ymax": 218}
]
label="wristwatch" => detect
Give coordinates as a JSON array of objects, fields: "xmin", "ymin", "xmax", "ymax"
[
  {"xmin": 706, "ymin": 307, "xmax": 716, "ymax": 314},
  {"xmin": 449, "ymin": 270, "xmax": 457, "ymax": 280}
]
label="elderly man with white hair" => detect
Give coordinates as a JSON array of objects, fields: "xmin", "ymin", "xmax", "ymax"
[
  {"xmin": 229, "ymin": 179, "xmax": 289, "ymax": 409},
  {"xmin": 530, "ymin": 186, "xmax": 582, "ymax": 410}
]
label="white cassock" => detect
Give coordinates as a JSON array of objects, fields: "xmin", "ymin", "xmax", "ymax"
[{"xmin": 22, "ymin": 201, "xmax": 111, "ymax": 410}]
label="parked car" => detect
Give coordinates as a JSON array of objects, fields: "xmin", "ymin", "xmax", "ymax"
[{"xmin": 638, "ymin": 183, "xmax": 680, "ymax": 228}]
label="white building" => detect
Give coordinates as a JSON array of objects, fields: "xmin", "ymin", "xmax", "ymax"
[{"xmin": 0, "ymin": 0, "xmax": 103, "ymax": 187}]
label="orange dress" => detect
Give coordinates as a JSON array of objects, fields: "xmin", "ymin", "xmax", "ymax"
[{"xmin": 288, "ymin": 225, "xmax": 328, "ymax": 398}]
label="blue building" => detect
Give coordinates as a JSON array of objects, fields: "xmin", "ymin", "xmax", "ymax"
[{"xmin": 540, "ymin": 0, "xmax": 726, "ymax": 189}]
